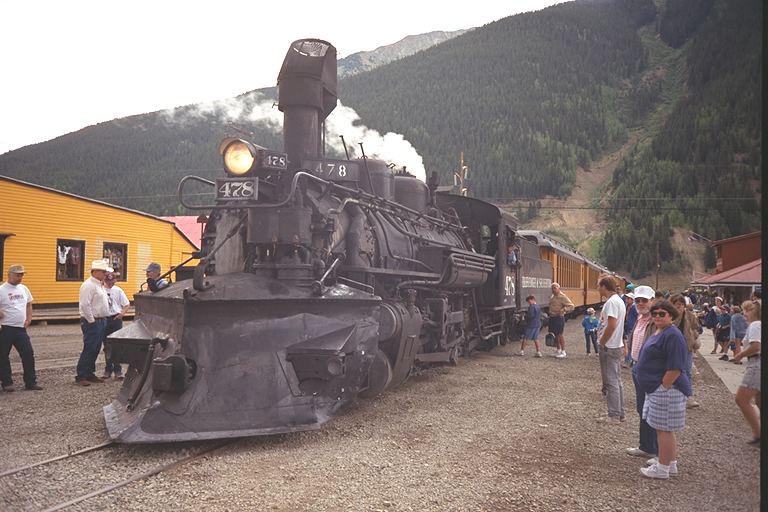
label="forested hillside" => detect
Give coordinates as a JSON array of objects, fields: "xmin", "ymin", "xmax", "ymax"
[
  {"xmin": 601, "ymin": 0, "xmax": 761, "ymax": 277},
  {"xmin": 341, "ymin": 0, "xmax": 657, "ymax": 198}
]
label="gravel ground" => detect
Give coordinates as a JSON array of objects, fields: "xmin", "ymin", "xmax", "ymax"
[{"xmin": 0, "ymin": 321, "xmax": 760, "ymax": 511}]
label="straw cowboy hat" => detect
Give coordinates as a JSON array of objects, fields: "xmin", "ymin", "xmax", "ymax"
[{"xmin": 91, "ymin": 259, "xmax": 114, "ymax": 272}]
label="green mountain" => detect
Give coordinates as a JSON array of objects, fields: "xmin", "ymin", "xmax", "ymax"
[
  {"xmin": 600, "ymin": 0, "xmax": 761, "ymax": 278},
  {"xmin": 0, "ymin": 0, "xmax": 760, "ymax": 279}
]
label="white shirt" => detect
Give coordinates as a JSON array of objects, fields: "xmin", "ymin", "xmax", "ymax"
[
  {"xmin": 598, "ymin": 293, "xmax": 626, "ymax": 349},
  {"xmin": 0, "ymin": 282, "xmax": 33, "ymax": 327},
  {"xmin": 743, "ymin": 321, "xmax": 761, "ymax": 349},
  {"xmin": 79, "ymin": 276, "xmax": 110, "ymax": 323},
  {"xmin": 106, "ymin": 284, "xmax": 130, "ymax": 316}
]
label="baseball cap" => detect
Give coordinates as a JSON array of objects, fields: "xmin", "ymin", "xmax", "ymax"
[
  {"xmin": 8, "ymin": 264, "xmax": 25, "ymax": 274},
  {"xmin": 145, "ymin": 262, "xmax": 161, "ymax": 273},
  {"xmin": 633, "ymin": 285, "xmax": 655, "ymax": 300}
]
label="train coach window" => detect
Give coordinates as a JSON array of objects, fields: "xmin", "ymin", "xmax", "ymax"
[
  {"xmin": 103, "ymin": 242, "xmax": 127, "ymax": 281},
  {"xmin": 56, "ymin": 239, "xmax": 85, "ymax": 281}
]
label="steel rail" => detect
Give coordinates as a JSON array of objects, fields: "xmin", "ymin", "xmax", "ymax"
[
  {"xmin": 40, "ymin": 441, "xmax": 231, "ymax": 512},
  {"xmin": 0, "ymin": 441, "xmax": 115, "ymax": 478}
]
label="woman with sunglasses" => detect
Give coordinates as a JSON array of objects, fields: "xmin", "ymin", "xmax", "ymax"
[
  {"xmin": 633, "ymin": 300, "xmax": 692, "ymax": 479},
  {"xmin": 732, "ymin": 300, "xmax": 761, "ymax": 445}
]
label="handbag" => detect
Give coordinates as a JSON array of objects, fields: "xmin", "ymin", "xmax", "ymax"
[{"xmin": 545, "ymin": 332, "xmax": 557, "ymax": 347}]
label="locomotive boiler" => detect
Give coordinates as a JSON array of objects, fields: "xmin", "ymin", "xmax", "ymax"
[{"xmin": 103, "ymin": 39, "xmax": 545, "ymax": 443}]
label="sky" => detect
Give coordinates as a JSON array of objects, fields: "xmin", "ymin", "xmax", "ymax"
[{"xmin": 0, "ymin": 0, "xmax": 562, "ymax": 155}]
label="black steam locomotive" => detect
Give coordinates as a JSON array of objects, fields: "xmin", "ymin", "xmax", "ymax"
[{"xmin": 103, "ymin": 39, "xmax": 554, "ymax": 443}]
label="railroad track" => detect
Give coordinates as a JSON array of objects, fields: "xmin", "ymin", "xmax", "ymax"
[{"xmin": 0, "ymin": 439, "xmax": 234, "ymax": 510}]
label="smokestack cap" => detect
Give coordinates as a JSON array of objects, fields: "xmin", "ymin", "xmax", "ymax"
[{"xmin": 278, "ymin": 39, "xmax": 337, "ymax": 121}]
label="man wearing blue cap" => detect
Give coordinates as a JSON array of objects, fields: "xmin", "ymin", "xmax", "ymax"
[{"xmin": 145, "ymin": 262, "xmax": 169, "ymax": 291}]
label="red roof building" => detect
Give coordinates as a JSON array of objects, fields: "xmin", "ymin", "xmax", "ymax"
[
  {"xmin": 691, "ymin": 258, "xmax": 761, "ymax": 287},
  {"xmin": 711, "ymin": 231, "xmax": 761, "ymax": 273},
  {"xmin": 162, "ymin": 216, "xmax": 206, "ymax": 249},
  {"xmin": 691, "ymin": 231, "xmax": 762, "ymax": 304}
]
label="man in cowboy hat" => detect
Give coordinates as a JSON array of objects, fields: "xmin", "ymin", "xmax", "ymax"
[
  {"xmin": 76, "ymin": 259, "xmax": 113, "ymax": 386},
  {"xmin": 0, "ymin": 264, "xmax": 42, "ymax": 391}
]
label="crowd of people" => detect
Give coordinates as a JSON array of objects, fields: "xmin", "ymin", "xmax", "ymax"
[
  {"xmin": 517, "ymin": 278, "xmax": 761, "ymax": 480},
  {"xmin": 0, "ymin": 260, "xmax": 168, "ymax": 390}
]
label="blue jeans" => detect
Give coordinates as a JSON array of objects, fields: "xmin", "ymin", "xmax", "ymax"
[
  {"xmin": 0, "ymin": 326, "xmax": 37, "ymax": 387},
  {"xmin": 77, "ymin": 318, "xmax": 107, "ymax": 380},
  {"xmin": 632, "ymin": 365, "xmax": 658, "ymax": 455},
  {"xmin": 585, "ymin": 331, "xmax": 598, "ymax": 353},
  {"xmin": 103, "ymin": 317, "xmax": 123, "ymax": 375}
]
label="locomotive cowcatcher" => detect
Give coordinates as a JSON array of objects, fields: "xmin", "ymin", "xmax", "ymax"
[{"xmin": 103, "ymin": 39, "xmax": 553, "ymax": 443}]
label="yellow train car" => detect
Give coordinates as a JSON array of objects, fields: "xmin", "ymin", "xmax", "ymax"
[
  {"xmin": 0, "ymin": 175, "xmax": 197, "ymax": 308},
  {"xmin": 517, "ymin": 230, "xmax": 614, "ymax": 314}
]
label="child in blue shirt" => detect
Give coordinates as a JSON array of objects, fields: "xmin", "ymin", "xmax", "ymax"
[{"xmin": 582, "ymin": 307, "xmax": 599, "ymax": 354}]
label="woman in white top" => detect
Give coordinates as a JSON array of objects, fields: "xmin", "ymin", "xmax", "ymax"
[{"xmin": 732, "ymin": 300, "xmax": 761, "ymax": 445}]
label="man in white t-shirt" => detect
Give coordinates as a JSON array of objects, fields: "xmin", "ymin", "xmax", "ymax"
[
  {"xmin": 596, "ymin": 275, "xmax": 626, "ymax": 424},
  {"xmin": 102, "ymin": 272, "xmax": 130, "ymax": 380},
  {"xmin": 0, "ymin": 264, "xmax": 42, "ymax": 391}
]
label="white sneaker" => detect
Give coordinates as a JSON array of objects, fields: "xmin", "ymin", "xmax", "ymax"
[
  {"xmin": 556, "ymin": 348, "xmax": 562, "ymax": 355},
  {"xmin": 555, "ymin": 351, "xmax": 567, "ymax": 358},
  {"xmin": 535, "ymin": 351, "xmax": 542, "ymax": 358},
  {"xmin": 516, "ymin": 350, "xmax": 524, "ymax": 356},
  {"xmin": 640, "ymin": 463, "xmax": 669, "ymax": 479},
  {"xmin": 645, "ymin": 458, "xmax": 678, "ymax": 475}
]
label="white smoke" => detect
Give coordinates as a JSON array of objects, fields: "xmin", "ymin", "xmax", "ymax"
[
  {"xmin": 325, "ymin": 102, "xmax": 426, "ymax": 182},
  {"xmin": 161, "ymin": 95, "xmax": 426, "ymax": 182},
  {"xmin": 159, "ymin": 91, "xmax": 282, "ymax": 130}
]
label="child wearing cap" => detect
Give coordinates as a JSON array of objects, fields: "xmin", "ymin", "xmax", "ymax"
[
  {"xmin": 518, "ymin": 295, "xmax": 543, "ymax": 358},
  {"xmin": 582, "ymin": 307, "xmax": 599, "ymax": 354}
]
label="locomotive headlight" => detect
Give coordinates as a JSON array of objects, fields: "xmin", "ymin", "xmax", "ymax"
[{"xmin": 220, "ymin": 138, "xmax": 257, "ymax": 176}]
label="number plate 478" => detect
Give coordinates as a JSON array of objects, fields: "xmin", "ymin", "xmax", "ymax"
[{"xmin": 216, "ymin": 178, "xmax": 258, "ymax": 201}]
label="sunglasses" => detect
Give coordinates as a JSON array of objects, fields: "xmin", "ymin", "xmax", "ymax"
[
  {"xmin": 635, "ymin": 298, "xmax": 650, "ymax": 303},
  {"xmin": 651, "ymin": 311, "xmax": 668, "ymax": 318}
]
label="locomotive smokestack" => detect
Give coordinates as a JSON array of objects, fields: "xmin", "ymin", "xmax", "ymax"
[{"xmin": 278, "ymin": 39, "xmax": 338, "ymax": 174}]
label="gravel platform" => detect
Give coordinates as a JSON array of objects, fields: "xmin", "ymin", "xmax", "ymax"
[{"xmin": 0, "ymin": 322, "xmax": 760, "ymax": 511}]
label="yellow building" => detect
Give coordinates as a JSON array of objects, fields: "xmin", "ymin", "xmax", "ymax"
[{"xmin": 0, "ymin": 175, "xmax": 197, "ymax": 307}]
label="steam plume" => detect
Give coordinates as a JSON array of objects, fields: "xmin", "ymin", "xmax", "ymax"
[{"xmin": 160, "ymin": 93, "xmax": 426, "ymax": 182}]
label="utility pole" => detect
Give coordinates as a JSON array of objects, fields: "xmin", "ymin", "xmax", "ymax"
[
  {"xmin": 453, "ymin": 152, "xmax": 469, "ymax": 196},
  {"xmin": 656, "ymin": 240, "xmax": 660, "ymax": 290}
]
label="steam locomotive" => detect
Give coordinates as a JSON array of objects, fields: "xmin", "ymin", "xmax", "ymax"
[{"xmin": 104, "ymin": 39, "xmax": 602, "ymax": 443}]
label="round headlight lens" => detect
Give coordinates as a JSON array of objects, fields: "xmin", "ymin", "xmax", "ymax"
[{"xmin": 223, "ymin": 140, "xmax": 256, "ymax": 176}]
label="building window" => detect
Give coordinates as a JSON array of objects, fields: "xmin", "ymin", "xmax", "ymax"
[
  {"xmin": 57, "ymin": 239, "xmax": 85, "ymax": 281},
  {"xmin": 103, "ymin": 242, "xmax": 128, "ymax": 281}
]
